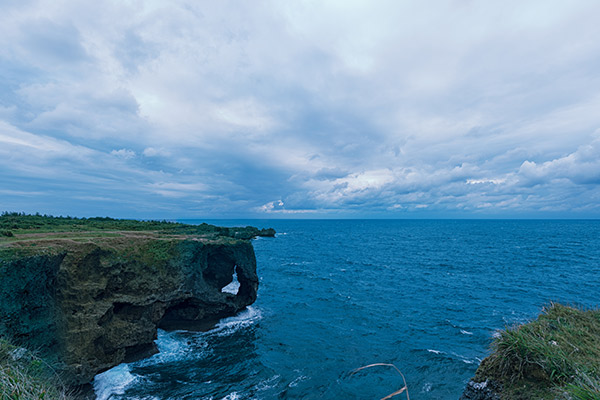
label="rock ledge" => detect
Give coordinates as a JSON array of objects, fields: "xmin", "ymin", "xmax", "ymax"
[{"xmin": 0, "ymin": 232, "xmax": 261, "ymax": 386}]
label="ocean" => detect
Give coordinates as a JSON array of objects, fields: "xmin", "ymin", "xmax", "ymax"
[{"xmin": 94, "ymin": 219, "xmax": 600, "ymax": 400}]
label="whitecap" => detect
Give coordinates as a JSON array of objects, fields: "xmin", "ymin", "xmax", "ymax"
[
  {"xmin": 213, "ymin": 306, "xmax": 262, "ymax": 337},
  {"xmin": 427, "ymin": 349, "xmax": 442, "ymax": 354},
  {"xmin": 222, "ymin": 392, "xmax": 240, "ymax": 400},
  {"xmin": 460, "ymin": 329, "xmax": 474, "ymax": 335},
  {"xmin": 255, "ymin": 374, "xmax": 281, "ymax": 391},
  {"xmin": 93, "ymin": 364, "xmax": 138, "ymax": 400},
  {"xmin": 93, "ymin": 308, "xmax": 260, "ymax": 397},
  {"xmin": 288, "ymin": 374, "xmax": 309, "ymax": 388},
  {"xmin": 126, "ymin": 330, "xmax": 210, "ymax": 372}
]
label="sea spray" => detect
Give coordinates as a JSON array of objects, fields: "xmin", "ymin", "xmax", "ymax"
[
  {"xmin": 93, "ymin": 307, "xmax": 262, "ymax": 399},
  {"xmin": 94, "ymin": 364, "xmax": 138, "ymax": 400}
]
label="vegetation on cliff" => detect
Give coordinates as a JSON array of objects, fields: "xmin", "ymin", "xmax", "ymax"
[
  {"xmin": 0, "ymin": 338, "xmax": 73, "ymax": 400},
  {"xmin": 0, "ymin": 212, "xmax": 275, "ymax": 237},
  {"xmin": 0, "ymin": 212, "xmax": 274, "ymax": 260},
  {"xmin": 469, "ymin": 303, "xmax": 600, "ymax": 399}
]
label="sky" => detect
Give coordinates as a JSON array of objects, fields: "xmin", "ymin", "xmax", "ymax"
[{"xmin": 1, "ymin": 0, "xmax": 600, "ymax": 219}]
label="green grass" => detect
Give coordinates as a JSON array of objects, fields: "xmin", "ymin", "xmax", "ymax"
[
  {"xmin": 0, "ymin": 338, "xmax": 72, "ymax": 400},
  {"xmin": 476, "ymin": 303, "xmax": 600, "ymax": 399},
  {"xmin": 0, "ymin": 212, "xmax": 272, "ymax": 240},
  {"xmin": 0, "ymin": 246, "xmax": 63, "ymax": 262},
  {"xmin": 119, "ymin": 238, "xmax": 179, "ymax": 271},
  {"xmin": 567, "ymin": 373, "xmax": 600, "ymax": 400},
  {"xmin": 0, "ymin": 212, "xmax": 199, "ymax": 234},
  {"xmin": 0, "ymin": 213, "xmax": 274, "ymax": 262}
]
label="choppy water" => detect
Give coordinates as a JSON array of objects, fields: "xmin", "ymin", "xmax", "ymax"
[{"xmin": 94, "ymin": 220, "xmax": 600, "ymax": 400}]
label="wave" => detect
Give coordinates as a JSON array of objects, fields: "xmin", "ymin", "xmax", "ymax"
[
  {"xmin": 93, "ymin": 307, "xmax": 261, "ymax": 399},
  {"xmin": 212, "ymin": 306, "xmax": 262, "ymax": 337},
  {"xmin": 94, "ymin": 364, "xmax": 139, "ymax": 400}
]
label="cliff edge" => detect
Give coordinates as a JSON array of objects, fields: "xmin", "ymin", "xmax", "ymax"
[
  {"xmin": 0, "ymin": 214, "xmax": 273, "ymax": 388},
  {"xmin": 460, "ymin": 303, "xmax": 600, "ymax": 400}
]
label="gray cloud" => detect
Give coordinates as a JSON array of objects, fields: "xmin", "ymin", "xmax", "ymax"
[{"xmin": 1, "ymin": 0, "xmax": 599, "ymax": 218}]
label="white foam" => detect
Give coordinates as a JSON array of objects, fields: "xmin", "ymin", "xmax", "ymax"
[
  {"xmin": 213, "ymin": 306, "xmax": 262, "ymax": 336},
  {"xmin": 93, "ymin": 308, "xmax": 261, "ymax": 398},
  {"xmin": 156, "ymin": 329, "xmax": 187, "ymax": 356},
  {"xmin": 255, "ymin": 374, "xmax": 280, "ymax": 392},
  {"xmin": 221, "ymin": 271, "xmax": 240, "ymax": 294},
  {"xmin": 460, "ymin": 329, "xmax": 474, "ymax": 335},
  {"xmin": 427, "ymin": 349, "xmax": 442, "ymax": 354},
  {"xmin": 93, "ymin": 364, "xmax": 138, "ymax": 400},
  {"xmin": 136, "ymin": 329, "xmax": 209, "ymax": 367},
  {"xmin": 288, "ymin": 374, "xmax": 309, "ymax": 388}
]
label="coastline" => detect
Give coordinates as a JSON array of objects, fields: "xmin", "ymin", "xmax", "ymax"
[{"xmin": 0, "ymin": 213, "xmax": 273, "ymax": 397}]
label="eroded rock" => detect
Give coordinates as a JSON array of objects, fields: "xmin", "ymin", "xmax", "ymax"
[
  {"xmin": 0, "ymin": 235, "xmax": 259, "ymax": 386},
  {"xmin": 460, "ymin": 379, "xmax": 502, "ymax": 400}
]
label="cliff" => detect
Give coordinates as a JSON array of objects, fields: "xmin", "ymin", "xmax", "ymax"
[
  {"xmin": 461, "ymin": 303, "xmax": 600, "ymax": 400},
  {"xmin": 0, "ymin": 214, "xmax": 272, "ymax": 388}
]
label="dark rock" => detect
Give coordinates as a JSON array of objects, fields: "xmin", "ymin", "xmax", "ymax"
[
  {"xmin": 460, "ymin": 379, "xmax": 502, "ymax": 400},
  {"xmin": 0, "ymin": 236, "xmax": 259, "ymax": 386},
  {"xmin": 225, "ymin": 226, "xmax": 276, "ymax": 240},
  {"xmin": 258, "ymin": 228, "xmax": 276, "ymax": 237}
]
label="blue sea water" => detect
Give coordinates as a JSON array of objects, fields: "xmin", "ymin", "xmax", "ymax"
[{"xmin": 94, "ymin": 219, "xmax": 600, "ymax": 400}]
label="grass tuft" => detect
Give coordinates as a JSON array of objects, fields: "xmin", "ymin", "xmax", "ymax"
[
  {"xmin": 566, "ymin": 372, "xmax": 600, "ymax": 400},
  {"xmin": 475, "ymin": 302, "xmax": 600, "ymax": 399},
  {"xmin": 0, "ymin": 338, "xmax": 73, "ymax": 400}
]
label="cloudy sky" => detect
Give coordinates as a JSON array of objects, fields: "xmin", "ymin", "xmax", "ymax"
[{"xmin": 1, "ymin": 0, "xmax": 600, "ymax": 218}]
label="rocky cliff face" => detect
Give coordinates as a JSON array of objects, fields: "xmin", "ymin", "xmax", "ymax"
[
  {"xmin": 0, "ymin": 234, "xmax": 259, "ymax": 386},
  {"xmin": 460, "ymin": 379, "xmax": 501, "ymax": 400}
]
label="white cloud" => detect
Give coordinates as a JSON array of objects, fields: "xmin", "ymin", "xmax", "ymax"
[
  {"xmin": 257, "ymin": 199, "xmax": 314, "ymax": 214},
  {"xmin": 142, "ymin": 147, "xmax": 170, "ymax": 157},
  {"xmin": 145, "ymin": 182, "xmax": 209, "ymax": 198},
  {"xmin": 111, "ymin": 148, "xmax": 136, "ymax": 159},
  {"xmin": 518, "ymin": 138, "xmax": 600, "ymax": 185},
  {"xmin": 258, "ymin": 200, "xmax": 285, "ymax": 212},
  {"xmin": 0, "ymin": 120, "xmax": 95, "ymax": 161},
  {"xmin": 466, "ymin": 178, "xmax": 507, "ymax": 185}
]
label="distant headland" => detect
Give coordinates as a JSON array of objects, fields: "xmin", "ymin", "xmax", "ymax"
[{"xmin": 0, "ymin": 213, "xmax": 274, "ymax": 398}]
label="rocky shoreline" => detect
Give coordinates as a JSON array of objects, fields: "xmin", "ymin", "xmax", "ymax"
[{"xmin": 0, "ymin": 214, "xmax": 273, "ymax": 395}]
